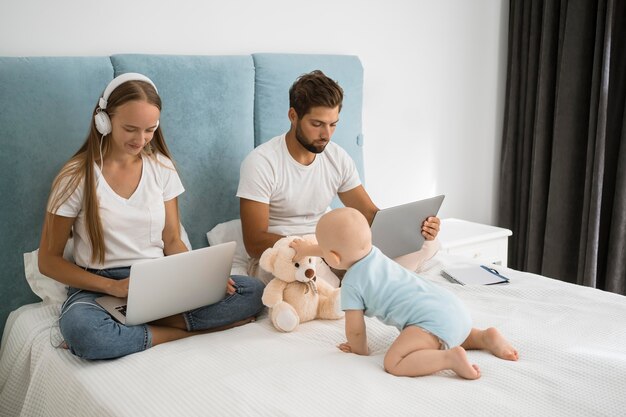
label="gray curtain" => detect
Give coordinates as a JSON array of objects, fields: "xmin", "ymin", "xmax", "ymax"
[{"xmin": 499, "ymin": 0, "xmax": 626, "ymax": 295}]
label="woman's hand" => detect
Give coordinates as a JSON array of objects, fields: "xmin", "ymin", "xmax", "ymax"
[
  {"xmin": 107, "ymin": 277, "xmax": 130, "ymax": 298},
  {"xmin": 421, "ymin": 216, "xmax": 441, "ymax": 240},
  {"xmin": 226, "ymin": 277, "xmax": 237, "ymax": 295}
]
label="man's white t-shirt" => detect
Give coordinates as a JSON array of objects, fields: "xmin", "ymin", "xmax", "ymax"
[
  {"xmin": 50, "ymin": 153, "xmax": 184, "ymax": 270},
  {"xmin": 237, "ymin": 133, "xmax": 361, "ymax": 237}
]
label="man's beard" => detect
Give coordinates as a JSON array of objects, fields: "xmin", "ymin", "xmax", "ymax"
[{"xmin": 295, "ymin": 122, "xmax": 328, "ymax": 154}]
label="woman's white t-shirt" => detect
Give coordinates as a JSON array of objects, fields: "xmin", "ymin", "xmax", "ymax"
[{"xmin": 50, "ymin": 153, "xmax": 184, "ymax": 269}]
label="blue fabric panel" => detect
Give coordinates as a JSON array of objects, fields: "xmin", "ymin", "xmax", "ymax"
[
  {"xmin": 111, "ymin": 55, "xmax": 255, "ymax": 250},
  {"xmin": 252, "ymin": 53, "xmax": 364, "ymax": 180},
  {"xmin": 0, "ymin": 56, "xmax": 113, "ymax": 334}
]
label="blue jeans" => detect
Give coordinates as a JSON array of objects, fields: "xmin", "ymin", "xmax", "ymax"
[{"xmin": 59, "ymin": 266, "xmax": 265, "ymax": 360}]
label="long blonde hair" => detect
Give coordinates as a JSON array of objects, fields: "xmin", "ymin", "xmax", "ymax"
[{"xmin": 47, "ymin": 79, "xmax": 175, "ymax": 264}]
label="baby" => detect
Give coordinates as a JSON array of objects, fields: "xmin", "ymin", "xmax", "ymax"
[{"xmin": 291, "ymin": 207, "xmax": 518, "ymax": 379}]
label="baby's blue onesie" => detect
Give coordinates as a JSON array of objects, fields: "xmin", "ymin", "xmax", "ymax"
[{"xmin": 341, "ymin": 246, "xmax": 472, "ymax": 348}]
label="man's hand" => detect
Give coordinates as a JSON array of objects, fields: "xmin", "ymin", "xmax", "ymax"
[{"xmin": 421, "ymin": 216, "xmax": 441, "ymax": 240}]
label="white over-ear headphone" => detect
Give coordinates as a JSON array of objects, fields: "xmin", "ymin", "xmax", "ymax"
[{"xmin": 94, "ymin": 72, "xmax": 159, "ymax": 136}]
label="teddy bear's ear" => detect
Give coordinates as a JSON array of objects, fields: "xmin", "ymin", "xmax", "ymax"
[{"xmin": 259, "ymin": 248, "xmax": 277, "ymax": 273}]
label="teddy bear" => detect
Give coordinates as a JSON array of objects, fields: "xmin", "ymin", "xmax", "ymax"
[{"xmin": 259, "ymin": 235, "xmax": 343, "ymax": 332}]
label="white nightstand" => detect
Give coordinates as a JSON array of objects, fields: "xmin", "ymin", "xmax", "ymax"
[{"xmin": 438, "ymin": 218, "xmax": 512, "ymax": 267}]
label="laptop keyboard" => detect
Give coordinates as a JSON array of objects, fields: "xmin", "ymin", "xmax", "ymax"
[{"xmin": 115, "ymin": 305, "xmax": 128, "ymax": 316}]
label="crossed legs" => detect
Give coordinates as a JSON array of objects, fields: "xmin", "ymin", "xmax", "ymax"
[{"xmin": 149, "ymin": 315, "xmax": 257, "ymax": 346}]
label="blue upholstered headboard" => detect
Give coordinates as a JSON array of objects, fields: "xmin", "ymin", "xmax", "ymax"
[{"xmin": 0, "ymin": 53, "xmax": 364, "ymax": 335}]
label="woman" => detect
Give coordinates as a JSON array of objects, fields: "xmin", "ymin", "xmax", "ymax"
[{"xmin": 38, "ymin": 73, "xmax": 264, "ymax": 360}]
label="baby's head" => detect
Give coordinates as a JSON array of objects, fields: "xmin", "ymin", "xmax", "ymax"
[{"xmin": 315, "ymin": 207, "xmax": 372, "ymax": 270}]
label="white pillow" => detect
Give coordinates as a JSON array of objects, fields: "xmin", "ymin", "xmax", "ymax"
[
  {"xmin": 24, "ymin": 224, "xmax": 193, "ymax": 305},
  {"xmin": 23, "ymin": 240, "xmax": 73, "ymax": 305},
  {"xmin": 206, "ymin": 219, "xmax": 250, "ymax": 276}
]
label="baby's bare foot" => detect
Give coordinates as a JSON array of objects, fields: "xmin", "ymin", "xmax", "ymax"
[
  {"xmin": 449, "ymin": 346, "xmax": 481, "ymax": 380},
  {"xmin": 483, "ymin": 327, "xmax": 519, "ymax": 361}
]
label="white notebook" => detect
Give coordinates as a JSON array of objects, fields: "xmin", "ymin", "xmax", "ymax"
[{"xmin": 441, "ymin": 265, "xmax": 510, "ymax": 286}]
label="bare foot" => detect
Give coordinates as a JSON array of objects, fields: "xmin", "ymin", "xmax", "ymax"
[
  {"xmin": 482, "ymin": 327, "xmax": 519, "ymax": 361},
  {"xmin": 448, "ymin": 346, "xmax": 481, "ymax": 379}
]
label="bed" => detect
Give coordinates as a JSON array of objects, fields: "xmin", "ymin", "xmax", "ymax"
[{"xmin": 1, "ymin": 54, "xmax": 626, "ymax": 417}]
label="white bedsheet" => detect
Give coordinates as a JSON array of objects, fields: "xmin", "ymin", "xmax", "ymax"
[{"xmin": 2, "ymin": 255, "xmax": 626, "ymax": 417}]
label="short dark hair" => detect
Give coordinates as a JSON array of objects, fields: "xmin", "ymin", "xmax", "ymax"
[{"xmin": 289, "ymin": 70, "xmax": 343, "ymax": 118}]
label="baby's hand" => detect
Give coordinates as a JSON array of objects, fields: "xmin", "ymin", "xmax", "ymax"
[
  {"xmin": 290, "ymin": 238, "xmax": 314, "ymax": 261},
  {"xmin": 338, "ymin": 342, "xmax": 352, "ymax": 353}
]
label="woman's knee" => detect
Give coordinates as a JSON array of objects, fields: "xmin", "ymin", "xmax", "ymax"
[
  {"xmin": 232, "ymin": 275, "xmax": 265, "ymax": 313},
  {"xmin": 60, "ymin": 319, "xmax": 104, "ymax": 359},
  {"xmin": 59, "ymin": 304, "xmax": 123, "ymax": 359},
  {"xmin": 233, "ymin": 275, "xmax": 265, "ymax": 297}
]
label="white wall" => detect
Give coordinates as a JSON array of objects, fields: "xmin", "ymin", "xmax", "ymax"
[{"xmin": 0, "ymin": 0, "xmax": 508, "ymax": 225}]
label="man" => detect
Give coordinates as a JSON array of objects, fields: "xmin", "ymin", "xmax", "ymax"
[{"xmin": 237, "ymin": 70, "xmax": 440, "ymax": 285}]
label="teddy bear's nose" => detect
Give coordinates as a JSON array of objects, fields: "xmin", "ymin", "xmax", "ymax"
[{"xmin": 305, "ymin": 268, "xmax": 315, "ymax": 279}]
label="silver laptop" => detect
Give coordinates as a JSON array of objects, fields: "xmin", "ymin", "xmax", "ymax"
[
  {"xmin": 96, "ymin": 241, "xmax": 236, "ymax": 326},
  {"xmin": 371, "ymin": 195, "xmax": 445, "ymax": 259}
]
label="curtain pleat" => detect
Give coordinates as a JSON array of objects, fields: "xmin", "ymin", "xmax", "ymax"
[{"xmin": 499, "ymin": 0, "xmax": 626, "ymax": 295}]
